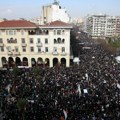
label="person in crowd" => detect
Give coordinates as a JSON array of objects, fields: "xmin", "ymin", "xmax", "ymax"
[{"xmin": 0, "ymin": 39, "xmax": 120, "ymax": 120}]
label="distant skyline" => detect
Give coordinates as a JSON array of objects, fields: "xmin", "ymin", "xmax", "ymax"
[{"xmin": 0, "ymin": 0, "xmax": 120, "ymax": 19}]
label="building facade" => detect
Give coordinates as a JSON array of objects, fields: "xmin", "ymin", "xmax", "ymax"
[
  {"xmin": 0, "ymin": 20, "xmax": 72, "ymax": 68},
  {"xmin": 85, "ymin": 14, "xmax": 120, "ymax": 38}
]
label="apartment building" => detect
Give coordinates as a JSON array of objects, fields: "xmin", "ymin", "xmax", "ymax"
[
  {"xmin": 0, "ymin": 20, "xmax": 72, "ymax": 68},
  {"xmin": 116, "ymin": 16, "xmax": 120, "ymax": 36},
  {"xmin": 85, "ymin": 14, "xmax": 120, "ymax": 38}
]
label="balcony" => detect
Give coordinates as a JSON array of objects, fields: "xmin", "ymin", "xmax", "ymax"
[
  {"xmin": 7, "ymin": 51, "xmax": 13, "ymax": 56},
  {"xmin": 36, "ymin": 43, "xmax": 42, "ymax": 47},
  {"xmin": 21, "ymin": 43, "xmax": 27, "ymax": 47},
  {"xmin": 52, "ymin": 51, "xmax": 58, "ymax": 55},
  {"xmin": 61, "ymin": 52, "xmax": 67, "ymax": 56},
  {"xmin": 14, "ymin": 52, "xmax": 20, "ymax": 56},
  {"xmin": 0, "ymin": 43, "xmax": 4, "ymax": 46},
  {"xmin": 7, "ymin": 51, "xmax": 20, "ymax": 56}
]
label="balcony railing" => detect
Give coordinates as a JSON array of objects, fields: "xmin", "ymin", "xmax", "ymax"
[
  {"xmin": 61, "ymin": 52, "xmax": 66, "ymax": 56},
  {"xmin": 21, "ymin": 43, "xmax": 27, "ymax": 47},
  {"xmin": 14, "ymin": 52, "xmax": 20, "ymax": 56},
  {"xmin": 36, "ymin": 43, "xmax": 42, "ymax": 47},
  {"xmin": 7, "ymin": 51, "xmax": 20, "ymax": 56},
  {"xmin": 52, "ymin": 51, "xmax": 58, "ymax": 55},
  {"xmin": 7, "ymin": 51, "xmax": 13, "ymax": 55}
]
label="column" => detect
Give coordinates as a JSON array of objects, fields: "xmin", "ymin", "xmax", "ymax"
[
  {"xmin": 66, "ymin": 58, "xmax": 70, "ymax": 67},
  {"xmin": 28, "ymin": 58, "xmax": 32, "ymax": 67},
  {"xmin": 0, "ymin": 57, "xmax": 2, "ymax": 68},
  {"xmin": 50, "ymin": 59, "xmax": 53, "ymax": 67}
]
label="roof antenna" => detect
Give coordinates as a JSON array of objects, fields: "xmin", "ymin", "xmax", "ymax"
[{"xmin": 53, "ymin": 0, "xmax": 59, "ymax": 5}]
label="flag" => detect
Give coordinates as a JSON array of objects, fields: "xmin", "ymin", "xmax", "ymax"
[
  {"xmin": 63, "ymin": 109, "xmax": 67, "ymax": 120},
  {"xmin": 77, "ymin": 84, "xmax": 82, "ymax": 97},
  {"xmin": 117, "ymin": 83, "xmax": 120, "ymax": 89},
  {"xmin": 5, "ymin": 84, "xmax": 11, "ymax": 93},
  {"xmin": 55, "ymin": 99, "xmax": 58, "ymax": 106},
  {"xmin": 83, "ymin": 89, "xmax": 88, "ymax": 94},
  {"xmin": 85, "ymin": 73, "xmax": 88, "ymax": 80}
]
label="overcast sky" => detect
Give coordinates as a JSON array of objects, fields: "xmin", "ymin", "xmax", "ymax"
[{"xmin": 0, "ymin": 0, "xmax": 120, "ymax": 19}]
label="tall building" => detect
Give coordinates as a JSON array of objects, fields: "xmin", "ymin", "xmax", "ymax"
[
  {"xmin": 0, "ymin": 20, "xmax": 72, "ymax": 68},
  {"xmin": 85, "ymin": 14, "xmax": 120, "ymax": 38},
  {"xmin": 85, "ymin": 14, "xmax": 107, "ymax": 38},
  {"xmin": 42, "ymin": 0, "xmax": 71, "ymax": 24},
  {"xmin": 106, "ymin": 16, "xmax": 116, "ymax": 37}
]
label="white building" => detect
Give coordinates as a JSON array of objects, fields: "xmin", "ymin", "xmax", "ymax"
[
  {"xmin": 42, "ymin": 0, "xmax": 71, "ymax": 24},
  {"xmin": 29, "ymin": 17, "xmax": 43, "ymax": 25},
  {"xmin": 85, "ymin": 14, "xmax": 120, "ymax": 38},
  {"xmin": 85, "ymin": 14, "xmax": 107, "ymax": 38},
  {"xmin": 0, "ymin": 20, "xmax": 72, "ymax": 68}
]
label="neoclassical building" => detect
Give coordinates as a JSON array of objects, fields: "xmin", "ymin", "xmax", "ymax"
[{"xmin": 0, "ymin": 20, "xmax": 72, "ymax": 68}]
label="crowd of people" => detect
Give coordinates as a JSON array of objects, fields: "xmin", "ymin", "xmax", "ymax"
[{"xmin": 0, "ymin": 39, "xmax": 120, "ymax": 120}]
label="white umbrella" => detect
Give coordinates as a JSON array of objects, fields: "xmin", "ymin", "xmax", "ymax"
[
  {"xmin": 115, "ymin": 56, "xmax": 120, "ymax": 63},
  {"xmin": 73, "ymin": 57, "xmax": 80, "ymax": 64}
]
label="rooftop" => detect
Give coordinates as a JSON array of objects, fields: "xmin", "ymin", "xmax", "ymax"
[
  {"xmin": 0, "ymin": 20, "xmax": 38, "ymax": 28},
  {"xmin": 40, "ymin": 20, "xmax": 72, "ymax": 28}
]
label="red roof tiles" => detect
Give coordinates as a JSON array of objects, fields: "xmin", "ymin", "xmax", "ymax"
[
  {"xmin": 41, "ymin": 20, "xmax": 72, "ymax": 27},
  {"xmin": 0, "ymin": 20, "xmax": 38, "ymax": 28}
]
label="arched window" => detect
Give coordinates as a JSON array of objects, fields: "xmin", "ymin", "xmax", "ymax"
[
  {"xmin": 54, "ymin": 39, "xmax": 57, "ymax": 44},
  {"xmin": 62, "ymin": 39, "xmax": 65, "ymax": 43},
  {"xmin": 57, "ymin": 38, "xmax": 61, "ymax": 43}
]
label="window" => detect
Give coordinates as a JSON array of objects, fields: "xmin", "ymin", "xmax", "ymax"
[
  {"xmin": 0, "ymin": 38, "xmax": 3, "ymax": 43},
  {"xmin": 62, "ymin": 30, "xmax": 65, "ymax": 35},
  {"xmin": 9, "ymin": 30, "xmax": 13, "ymax": 35},
  {"xmin": 53, "ymin": 47, "xmax": 57, "ymax": 52},
  {"xmin": 62, "ymin": 47, "xmax": 65, "ymax": 53},
  {"xmin": 6, "ymin": 31, "xmax": 8, "ymax": 35},
  {"xmin": 37, "ymin": 38, "xmax": 41, "ymax": 43},
  {"xmin": 21, "ymin": 30, "xmax": 24, "ymax": 35},
  {"xmin": 30, "ymin": 38, "xmax": 33, "ymax": 43},
  {"xmin": 0, "ymin": 47, "xmax": 4, "ymax": 52},
  {"xmin": 10, "ymin": 30, "xmax": 16, "ymax": 35},
  {"xmin": 6, "ymin": 30, "xmax": 16, "ymax": 35},
  {"xmin": 30, "ymin": 47, "xmax": 34, "ymax": 52},
  {"xmin": 58, "ymin": 38, "xmax": 61, "ymax": 43},
  {"xmin": 54, "ymin": 39, "xmax": 57, "ymax": 44},
  {"xmin": 54, "ymin": 30, "xmax": 56, "ymax": 35},
  {"xmin": 45, "ymin": 38, "xmax": 48, "ymax": 44},
  {"xmin": 45, "ymin": 47, "xmax": 48, "ymax": 52},
  {"xmin": 7, "ymin": 46, "xmax": 11, "ymax": 52},
  {"xmin": 21, "ymin": 38, "xmax": 25, "ymax": 43},
  {"xmin": 57, "ymin": 30, "xmax": 61, "ymax": 35},
  {"xmin": 22, "ymin": 47, "xmax": 26, "ymax": 52},
  {"xmin": 7, "ymin": 38, "xmax": 17, "ymax": 43},
  {"xmin": 15, "ymin": 46, "xmax": 19, "ymax": 52},
  {"xmin": 14, "ymin": 30, "xmax": 16, "ymax": 35},
  {"xmin": 38, "ymin": 47, "xmax": 41, "ymax": 52}
]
